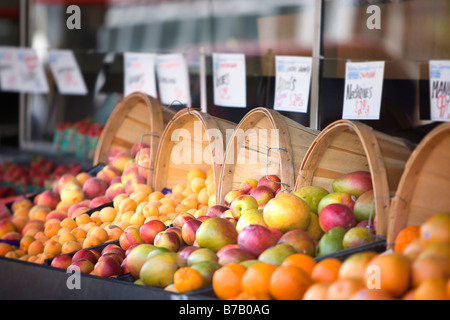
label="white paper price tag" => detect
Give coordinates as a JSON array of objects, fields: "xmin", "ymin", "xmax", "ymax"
[
  {"xmin": 49, "ymin": 50, "xmax": 88, "ymax": 95},
  {"xmin": 156, "ymin": 53, "xmax": 191, "ymax": 106},
  {"xmin": 16, "ymin": 48, "xmax": 49, "ymax": 94},
  {"xmin": 342, "ymin": 61, "xmax": 385, "ymax": 120},
  {"xmin": 0, "ymin": 47, "xmax": 20, "ymax": 92},
  {"xmin": 429, "ymin": 60, "xmax": 450, "ymax": 122},
  {"xmin": 124, "ymin": 52, "xmax": 157, "ymax": 98},
  {"xmin": 212, "ymin": 53, "xmax": 246, "ymax": 108},
  {"xmin": 274, "ymin": 56, "xmax": 312, "ymax": 113}
]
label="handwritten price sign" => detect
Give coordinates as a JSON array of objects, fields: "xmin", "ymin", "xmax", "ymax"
[
  {"xmin": 156, "ymin": 53, "xmax": 191, "ymax": 106},
  {"xmin": 124, "ymin": 52, "xmax": 157, "ymax": 98},
  {"xmin": 274, "ymin": 56, "xmax": 312, "ymax": 113},
  {"xmin": 342, "ymin": 61, "xmax": 384, "ymax": 120},
  {"xmin": 49, "ymin": 50, "xmax": 87, "ymax": 95},
  {"xmin": 429, "ymin": 60, "xmax": 450, "ymax": 122},
  {"xmin": 0, "ymin": 47, "xmax": 19, "ymax": 92},
  {"xmin": 212, "ymin": 53, "xmax": 246, "ymax": 108},
  {"xmin": 16, "ymin": 48, "xmax": 49, "ymax": 94}
]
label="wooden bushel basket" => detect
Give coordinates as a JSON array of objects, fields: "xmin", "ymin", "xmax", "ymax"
[
  {"xmin": 387, "ymin": 122, "xmax": 450, "ymax": 248},
  {"xmin": 153, "ymin": 108, "xmax": 236, "ymax": 205},
  {"xmin": 295, "ymin": 119, "xmax": 413, "ymax": 237},
  {"xmin": 217, "ymin": 107, "xmax": 319, "ymax": 205},
  {"xmin": 93, "ymin": 92, "xmax": 175, "ymax": 188}
]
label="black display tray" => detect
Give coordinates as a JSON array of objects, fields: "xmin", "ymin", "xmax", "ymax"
[{"xmin": 314, "ymin": 238, "xmax": 387, "ymax": 262}]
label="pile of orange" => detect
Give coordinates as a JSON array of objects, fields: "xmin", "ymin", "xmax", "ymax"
[{"xmin": 212, "ymin": 212, "xmax": 450, "ymax": 300}]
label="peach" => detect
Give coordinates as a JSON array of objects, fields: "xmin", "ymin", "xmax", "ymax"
[
  {"xmin": 94, "ymin": 255, "xmax": 123, "ymax": 277},
  {"xmin": 130, "ymin": 212, "xmax": 145, "ymax": 226},
  {"xmin": 137, "ymin": 159, "xmax": 152, "ymax": 179},
  {"xmin": 89, "ymin": 196, "xmax": 112, "ymax": 209},
  {"xmin": 158, "ymin": 204, "xmax": 176, "ymax": 215},
  {"xmin": 58, "ymin": 232, "xmax": 78, "ymax": 245},
  {"xmin": 87, "ymin": 226, "xmax": 109, "ymax": 243},
  {"xmin": 69, "ymin": 206, "xmax": 90, "ymax": 219},
  {"xmin": 36, "ymin": 190, "xmax": 60, "ymax": 210},
  {"xmin": 83, "ymin": 177, "xmax": 108, "ymax": 200},
  {"xmin": 143, "ymin": 204, "xmax": 159, "ymax": 218},
  {"xmin": 75, "ymin": 213, "xmax": 91, "ymax": 226},
  {"xmin": 60, "ymin": 217, "xmax": 77, "ymax": 230},
  {"xmin": 119, "ymin": 225, "xmax": 143, "ymax": 251},
  {"xmin": 68, "ymin": 258, "xmax": 95, "ymax": 274},
  {"xmin": 113, "ymin": 193, "xmax": 129, "ymax": 210},
  {"xmin": 50, "ymin": 254, "xmax": 72, "ymax": 269},
  {"xmin": 118, "ymin": 198, "xmax": 137, "ymax": 213},
  {"xmin": 82, "ymin": 235, "xmax": 103, "ymax": 249},
  {"xmin": 21, "ymin": 219, "xmax": 44, "ymax": 236},
  {"xmin": 5, "ymin": 250, "xmax": 20, "ymax": 259},
  {"xmin": 60, "ymin": 184, "xmax": 85, "ymax": 206},
  {"xmin": 0, "ymin": 243, "xmax": 13, "ymax": 256},
  {"xmin": 130, "ymin": 191, "xmax": 148, "ymax": 205},
  {"xmin": 11, "ymin": 197, "xmax": 34, "ymax": 212},
  {"xmin": 43, "ymin": 240, "xmax": 62, "ymax": 256},
  {"xmin": 57, "ymin": 174, "xmax": 82, "ymax": 193},
  {"xmin": 105, "ymin": 183, "xmax": 126, "ymax": 200},
  {"xmin": 27, "ymin": 240, "xmax": 44, "ymax": 256},
  {"xmin": 44, "ymin": 222, "xmax": 62, "ymax": 238},
  {"xmin": 105, "ymin": 224, "xmax": 123, "ymax": 241},
  {"xmin": 111, "ymin": 151, "xmax": 133, "ymax": 172},
  {"xmin": 13, "ymin": 207, "xmax": 30, "ymax": 218},
  {"xmin": 20, "ymin": 235, "xmax": 35, "ymax": 251},
  {"xmin": 124, "ymin": 176, "xmax": 147, "ymax": 195},
  {"xmin": 96, "ymin": 165, "xmax": 121, "ymax": 185},
  {"xmin": 135, "ymin": 201, "xmax": 148, "ymax": 215},
  {"xmin": 121, "ymin": 166, "xmax": 139, "ymax": 185},
  {"xmin": 99, "ymin": 207, "xmax": 117, "ymax": 223},
  {"xmin": 61, "ymin": 240, "xmax": 82, "ymax": 254},
  {"xmin": 1, "ymin": 231, "xmax": 21, "ymax": 241},
  {"xmin": 57, "ymin": 227, "xmax": 71, "ymax": 236},
  {"xmin": 71, "ymin": 227, "xmax": 87, "ymax": 240},
  {"xmin": 34, "ymin": 231, "xmax": 49, "ymax": 243},
  {"xmin": 45, "ymin": 210, "xmax": 67, "ymax": 222},
  {"xmin": 90, "ymin": 211, "xmax": 102, "ymax": 226},
  {"xmin": 28, "ymin": 204, "xmax": 51, "ymax": 221},
  {"xmin": 76, "ymin": 172, "xmax": 92, "ymax": 185},
  {"xmin": 10, "ymin": 216, "xmax": 28, "ymax": 233},
  {"xmin": 0, "ymin": 219, "xmax": 16, "ymax": 238},
  {"xmin": 107, "ymin": 146, "xmax": 129, "ymax": 163},
  {"xmin": 134, "ymin": 184, "xmax": 153, "ymax": 196}
]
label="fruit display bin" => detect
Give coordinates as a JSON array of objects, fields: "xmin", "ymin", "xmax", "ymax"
[
  {"xmin": 40, "ymin": 240, "xmax": 216, "ymax": 300},
  {"xmin": 217, "ymin": 107, "xmax": 319, "ymax": 204},
  {"xmin": 93, "ymin": 92, "xmax": 175, "ymax": 189},
  {"xmin": 295, "ymin": 119, "xmax": 413, "ymax": 238},
  {"xmin": 153, "ymin": 108, "xmax": 236, "ymax": 205},
  {"xmin": 313, "ymin": 238, "xmax": 387, "ymax": 262},
  {"xmin": 387, "ymin": 122, "xmax": 450, "ymax": 248}
]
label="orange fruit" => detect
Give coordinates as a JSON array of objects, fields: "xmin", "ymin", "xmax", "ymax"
[
  {"xmin": 281, "ymin": 253, "xmax": 317, "ymax": 276},
  {"xmin": 326, "ymin": 279, "xmax": 364, "ymax": 300},
  {"xmin": 241, "ymin": 262, "xmax": 277, "ymax": 296},
  {"xmin": 417, "ymin": 242, "xmax": 450, "ymax": 261},
  {"xmin": 420, "ymin": 212, "xmax": 450, "ymax": 245},
  {"xmin": 173, "ymin": 267, "xmax": 204, "ymax": 293},
  {"xmin": 234, "ymin": 291, "xmax": 272, "ymax": 300},
  {"xmin": 414, "ymin": 278, "xmax": 449, "ymax": 300},
  {"xmin": 402, "ymin": 239, "xmax": 425, "ymax": 261},
  {"xmin": 213, "ymin": 263, "xmax": 247, "ymax": 300},
  {"xmin": 338, "ymin": 251, "xmax": 378, "ymax": 282},
  {"xmin": 411, "ymin": 255, "xmax": 450, "ymax": 287},
  {"xmin": 447, "ymin": 278, "xmax": 450, "ymax": 298},
  {"xmin": 311, "ymin": 258, "xmax": 342, "ymax": 284},
  {"xmin": 402, "ymin": 289, "xmax": 416, "ymax": 300},
  {"xmin": 303, "ymin": 282, "xmax": 330, "ymax": 300},
  {"xmin": 350, "ymin": 289, "xmax": 395, "ymax": 300},
  {"xmin": 394, "ymin": 225, "xmax": 421, "ymax": 253},
  {"xmin": 269, "ymin": 265, "xmax": 312, "ymax": 300},
  {"xmin": 364, "ymin": 253, "xmax": 411, "ymax": 298}
]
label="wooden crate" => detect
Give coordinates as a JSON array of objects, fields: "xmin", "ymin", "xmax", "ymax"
[
  {"xmin": 387, "ymin": 122, "xmax": 450, "ymax": 248},
  {"xmin": 93, "ymin": 92, "xmax": 175, "ymax": 188},
  {"xmin": 153, "ymin": 108, "xmax": 236, "ymax": 204},
  {"xmin": 217, "ymin": 107, "xmax": 318, "ymax": 205},
  {"xmin": 296, "ymin": 119, "xmax": 413, "ymax": 237}
]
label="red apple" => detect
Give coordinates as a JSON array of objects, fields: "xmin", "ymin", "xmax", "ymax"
[
  {"xmin": 223, "ymin": 190, "xmax": 244, "ymax": 207},
  {"xmin": 237, "ymin": 224, "xmax": 277, "ymax": 257},
  {"xmin": 239, "ymin": 179, "xmax": 258, "ymax": 194},
  {"xmin": 154, "ymin": 230, "xmax": 181, "ymax": 252},
  {"xmin": 206, "ymin": 205, "xmax": 229, "ymax": 218},
  {"xmin": 319, "ymin": 203, "xmax": 357, "ymax": 232},
  {"xmin": 249, "ymin": 186, "xmax": 274, "ymax": 205},
  {"xmin": 258, "ymin": 175, "xmax": 281, "ymax": 193},
  {"xmin": 230, "ymin": 195, "xmax": 258, "ymax": 219},
  {"xmin": 277, "ymin": 229, "xmax": 316, "ymax": 257},
  {"xmin": 139, "ymin": 220, "xmax": 167, "ymax": 244},
  {"xmin": 181, "ymin": 219, "xmax": 202, "ymax": 246}
]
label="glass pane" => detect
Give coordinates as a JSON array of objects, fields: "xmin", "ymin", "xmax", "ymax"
[{"xmin": 321, "ymin": 0, "xmax": 450, "ymax": 142}]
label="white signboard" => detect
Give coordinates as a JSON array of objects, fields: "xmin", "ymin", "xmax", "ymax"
[
  {"xmin": 124, "ymin": 52, "xmax": 157, "ymax": 98},
  {"xmin": 15, "ymin": 48, "xmax": 49, "ymax": 94},
  {"xmin": 342, "ymin": 61, "xmax": 385, "ymax": 120},
  {"xmin": 156, "ymin": 53, "xmax": 191, "ymax": 106},
  {"xmin": 274, "ymin": 56, "xmax": 312, "ymax": 113},
  {"xmin": 0, "ymin": 47, "xmax": 20, "ymax": 92},
  {"xmin": 48, "ymin": 50, "xmax": 88, "ymax": 95},
  {"xmin": 429, "ymin": 60, "xmax": 450, "ymax": 121},
  {"xmin": 212, "ymin": 53, "xmax": 246, "ymax": 108}
]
